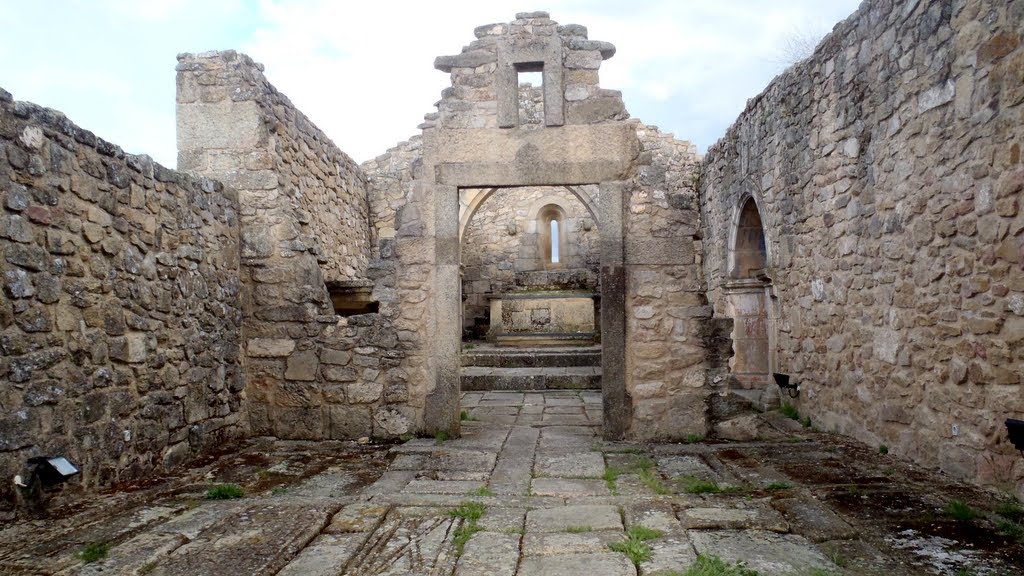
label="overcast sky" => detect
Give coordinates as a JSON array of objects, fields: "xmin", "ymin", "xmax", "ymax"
[{"xmin": 0, "ymin": 1, "xmax": 860, "ymax": 168}]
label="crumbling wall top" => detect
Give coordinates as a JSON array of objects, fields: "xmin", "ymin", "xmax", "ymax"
[{"xmin": 427, "ymin": 12, "xmax": 627, "ymax": 131}]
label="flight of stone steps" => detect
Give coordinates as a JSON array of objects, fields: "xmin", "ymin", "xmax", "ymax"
[{"xmin": 460, "ymin": 344, "xmax": 601, "ymax": 391}]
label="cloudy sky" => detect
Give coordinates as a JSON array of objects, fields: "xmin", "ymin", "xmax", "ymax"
[{"xmin": 0, "ymin": 0, "xmax": 860, "ymax": 168}]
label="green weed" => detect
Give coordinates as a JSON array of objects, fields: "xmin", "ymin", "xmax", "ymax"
[
  {"xmin": 448, "ymin": 501, "xmax": 487, "ymax": 556},
  {"xmin": 944, "ymin": 499, "xmax": 979, "ymax": 521},
  {"xmin": 995, "ymin": 498, "xmax": 1024, "ymax": 523},
  {"xmin": 995, "ymin": 518, "xmax": 1024, "ymax": 541},
  {"xmin": 469, "ymin": 486, "xmax": 494, "ymax": 497},
  {"xmin": 680, "ymin": 554, "xmax": 760, "ymax": 575},
  {"xmin": 449, "ymin": 501, "xmax": 486, "ymax": 521},
  {"xmin": 638, "ymin": 467, "xmax": 672, "ymax": 495},
  {"xmin": 878, "ymin": 444, "xmax": 889, "ymax": 455},
  {"xmin": 603, "ymin": 466, "xmax": 621, "ymax": 495},
  {"xmin": 608, "ymin": 525, "xmax": 663, "ymax": 566},
  {"xmin": 78, "ymin": 542, "xmax": 110, "ymax": 564},
  {"xmin": 205, "ymin": 483, "xmax": 245, "ymax": 500},
  {"xmin": 780, "ymin": 403, "xmax": 800, "ymax": 420},
  {"xmin": 685, "ymin": 434, "xmax": 705, "ymax": 443},
  {"xmin": 435, "ymin": 431, "xmax": 449, "ymax": 444},
  {"xmin": 459, "ymin": 410, "xmax": 478, "ymax": 422},
  {"xmin": 452, "ymin": 522, "xmax": 482, "ymax": 556},
  {"xmin": 678, "ymin": 475, "xmax": 735, "ymax": 495},
  {"xmin": 765, "ymin": 481, "xmax": 792, "ymax": 491}
]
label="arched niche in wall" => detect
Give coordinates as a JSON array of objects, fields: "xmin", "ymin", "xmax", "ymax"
[
  {"xmin": 723, "ymin": 194, "xmax": 776, "ymax": 389},
  {"xmin": 728, "ymin": 196, "xmax": 769, "ymax": 279}
]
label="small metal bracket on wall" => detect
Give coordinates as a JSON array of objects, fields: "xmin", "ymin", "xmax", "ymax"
[{"xmin": 773, "ymin": 372, "xmax": 799, "ymax": 398}]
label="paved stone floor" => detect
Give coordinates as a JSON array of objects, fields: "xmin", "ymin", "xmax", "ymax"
[{"xmin": 2, "ymin": 390, "xmax": 1022, "ymax": 575}]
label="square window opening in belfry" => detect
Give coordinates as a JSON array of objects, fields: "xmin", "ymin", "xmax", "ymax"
[{"xmin": 517, "ymin": 65, "xmax": 544, "ymax": 126}]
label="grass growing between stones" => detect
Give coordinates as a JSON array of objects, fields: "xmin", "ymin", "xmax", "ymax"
[
  {"xmin": 605, "ymin": 455, "xmax": 671, "ymax": 495},
  {"xmin": 608, "ymin": 525, "xmax": 663, "ymax": 566},
  {"xmin": 672, "ymin": 554, "xmax": 760, "ymax": 575},
  {"xmin": 780, "ymin": 403, "xmax": 800, "ymax": 420},
  {"xmin": 78, "ymin": 542, "xmax": 110, "ymax": 564},
  {"xmin": 448, "ymin": 501, "xmax": 486, "ymax": 521},
  {"xmin": 205, "ymin": 483, "xmax": 245, "ymax": 500},
  {"xmin": 995, "ymin": 498, "xmax": 1024, "ymax": 522},
  {"xmin": 634, "ymin": 457, "xmax": 675, "ymax": 494},
  {"xmin": 603, "ymin": 466, "xmax": 621, "ymax": 495},
  {"xmin": 944, "ymin": 499, "xmax": 979, "ymax": 521},
  {"xmin": 448, "ymin": 501, "xmax": 487, "ymax": 557},
  {"xmin": 992, "ymin": 498, "xmax": 1024, "ymax": 541},
  {"xmin": 765, "ymin": 481, "xmax": 792, "ymax": 491},
  {"xmin": 469, "ymin": 486, "xmax": 494, "ymax": 497},
  {"xmin": 459, "ymin": 410, "xmax": 478, "ymax": 422},
  {"xmin": 435, "ymin": 431, "xmax": 449, "ymax": 444}
]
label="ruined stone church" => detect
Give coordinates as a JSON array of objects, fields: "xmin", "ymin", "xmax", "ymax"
[{"xmin": 2, "ymin": 0, "xmax": 1021, "ymax": 516}]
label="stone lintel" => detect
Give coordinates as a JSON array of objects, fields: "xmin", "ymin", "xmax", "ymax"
[{"xmin": 426, "ymin": 125, "xmax": 640, "ymax": 187}]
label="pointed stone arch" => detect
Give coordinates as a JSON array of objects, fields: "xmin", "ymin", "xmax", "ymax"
[{"xmin": 458, "ymin": 185, "xmax": 599, "ymax": 243}]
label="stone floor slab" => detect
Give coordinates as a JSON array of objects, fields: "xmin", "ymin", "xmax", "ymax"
[
  {"xmin": 642, "ymin": 531, "xmax": 699, "ymax": 576},
  {"xmin": 531, "ymin": 478, "xmax": 610, "ymax": 497},
  {"xmin": 326, "ymin": 502, "xmax": 390, "ymax": 534},
  {"xmin": 688, "ymin": 529, "xmax": 837, "ymax": 575},
  {"xmin": 534, "ymin": 452, "xmax": 605, "ymax": 478},
  {"xmin": 518, "ymin": 552, "xmax": 637, "ymax": 576},
  {"xmin": 679, "ymin": 504, "xmax": 789, "ymax": 532},
  {"xmin": 277, "ymin": 532, "xmax": 368, "ymax": 576},
  {"xmin": 454, "ymin": 531, "xmax": 519, "ymax": 576},
  {"xmin": 526, "ymin": 505, "xmax": 622, "ymax": 533},
  {"xmin": 773, "ymin": 497, "xmax": 858, "ymax": 542},
  {"xmin": 522, "ymin": 530, "xmax": 623, "ymax": 556},
  {"xmin": 403, "ymin": 480, "xmax": 485, "ymax": 494},
  {"xmin": 623, "ymin": 501, "xmax": 680, "ymax": 533}
]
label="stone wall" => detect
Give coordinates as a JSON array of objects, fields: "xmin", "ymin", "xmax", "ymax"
[
  {"xmin": 177, "ymin": 51, "xmax": 412, "ymax": 441},
  {"xmin": 625, "ymin": 125, "xmax": 720, "ymax": 440},
  {"xmin": 361, "ymin": 137, "xmax": 435, "ymax": 434},
  {"xmin": 0, "ymin": 88, "xmax": 244, "ymax": 512},
  {"xmin": 701, "ymin": 0, "xmax": 1024, "ymax": 496},
  {"xmin": 461, "ymin": 186, "xmax": 599, "ymax": 337}
]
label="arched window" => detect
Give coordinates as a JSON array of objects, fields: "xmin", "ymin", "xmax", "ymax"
[
  {"xmin": 550, "ymin": 220, "xmax": 560, "ymax": 263},
  {"xmin": 732, "ymin": 197, "xmax": 767, "ymax": 278},
  {"xmin": 537, "ymin": 204, "xmax": 567, "ymax": 268}
]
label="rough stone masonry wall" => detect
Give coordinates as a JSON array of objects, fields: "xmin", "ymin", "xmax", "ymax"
[
  {"xmin": 626, "ymin": 125, "xmax": 725, "ymax": 440},
  {"xmin": 701, "ymin": 0, "xmax": 1024, "ymax": 496},
  {"xmin": 360, "ymin": 137, "xmax": 435, "ymax": 434},
  {"xmin": 177, "ymin": 51, "xmax": 412, "ymax": 441},
  {"xmin": 461, "ymin": 186, "xmax": 599, "ymax": 335},
  {"xmin": 0, "ymin": 88, "xmax": 244, "ymax": 513}
]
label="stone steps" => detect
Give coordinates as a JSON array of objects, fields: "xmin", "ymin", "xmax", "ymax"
[
  {"xmin": 460, "ymin": 366, "xmax": 601, "ymax": 391},
  {"xmin": 461, "ymin": 345, "xmax": 601, "ymax": 368}
]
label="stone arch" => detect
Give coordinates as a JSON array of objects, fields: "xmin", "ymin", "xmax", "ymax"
[
  {"xmin": 727, "ymin": 194, "xmax": 771, "ymax": 279},
  {"xmin": 458, "ymin": 185, "xmax": 598, "ymax": 243},
  {"xmin": 723, "ymin": 193, "xmax": 776, "ymax": 389}
]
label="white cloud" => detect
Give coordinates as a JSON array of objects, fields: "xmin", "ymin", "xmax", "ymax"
[{"xmin": 0, "ymin": 0, "xmax": 861, "ymax": 166}]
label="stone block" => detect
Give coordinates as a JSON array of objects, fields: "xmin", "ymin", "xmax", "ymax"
[
  {"xmin": 284, "ymin": 350, "xmax": 319, "ymax": 381},
  {"xmin": 328, "ymin": 404, "xmax": 372, "ymax": 439},
  {"xmin": 273, "ymin": 406, "xmax": 325, "ymax": 439},
  {"xmin": 247, "ymin": 338, "xmax": 295, "ymax": 358}
]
